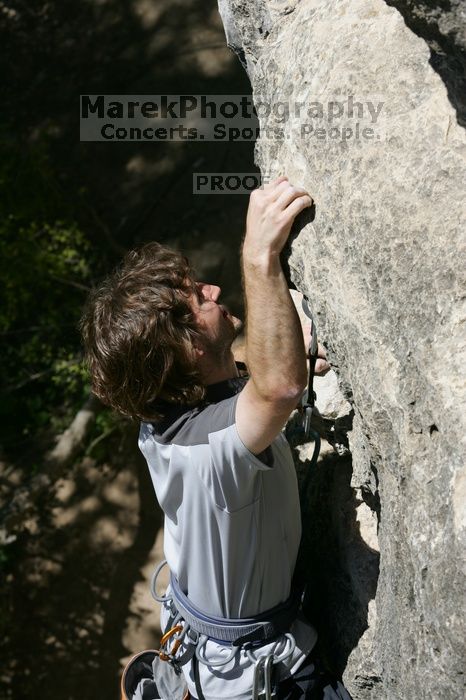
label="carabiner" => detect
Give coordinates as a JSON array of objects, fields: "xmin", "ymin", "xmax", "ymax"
[
  {"xmin": 252, "ymin": 656, "xmax": 265, "ymax": 700},
  {"xmin": 263, "ymin": 654, "xmax": 274, "ymax": 699},
  {"xmin": 158, "ymin": 624, "xmax": 183, "ymax": 661},
  {"xmin": 252, "ymin": 653, "xmax": 276, "ymax": 699}
]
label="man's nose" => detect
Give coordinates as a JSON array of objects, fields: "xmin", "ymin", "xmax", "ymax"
[{"xmin": 199, "ymin": 283, "xmax": 221, "ymax": 301}]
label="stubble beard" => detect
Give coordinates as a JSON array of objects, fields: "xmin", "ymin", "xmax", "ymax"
[{"xmin": 205, "ymin": 315, "xmax": 243, "ymax": 360}]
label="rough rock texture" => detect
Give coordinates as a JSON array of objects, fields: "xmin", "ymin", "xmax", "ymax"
[
  {"xmin": 218, "ymin": 2, "xmax": 466, "ymax": 698},
  {"xmin": 384, "ymin": 1, "xmax": 466, "ymax": 126}
]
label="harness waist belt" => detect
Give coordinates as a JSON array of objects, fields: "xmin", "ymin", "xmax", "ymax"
[{"xmin": 169, "ymin": 573, "xmax": 301, "ymax": 646}]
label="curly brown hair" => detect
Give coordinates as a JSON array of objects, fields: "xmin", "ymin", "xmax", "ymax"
[{"xmin": 79, "ymin": 242, "xmax": 206, "ymax": 421}]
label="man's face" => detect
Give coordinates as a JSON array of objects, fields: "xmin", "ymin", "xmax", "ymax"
[{"xmin": 190, "ymin": 282, "xmax": 243, "ymax": 354}]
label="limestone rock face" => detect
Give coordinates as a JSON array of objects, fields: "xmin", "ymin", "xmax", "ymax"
[{"xmin": 218, "ymin": 2, "xmax": 466, "ymax": 698}]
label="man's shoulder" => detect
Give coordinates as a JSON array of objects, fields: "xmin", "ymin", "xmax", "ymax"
[
  {"xmin": 143, "ymin": 363, "xmax": 250, "ymax": 447},
  {"xmin": 141, "ymin": 393, "xmax": 240, "ymax": 448}
]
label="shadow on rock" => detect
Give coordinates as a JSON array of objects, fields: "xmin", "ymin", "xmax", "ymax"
[{"xmin": 296, "ymin": 447, "xmax": 380, "ymax": 677}]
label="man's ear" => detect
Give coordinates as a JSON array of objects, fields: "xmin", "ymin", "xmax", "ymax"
[
  {"xmin": 192, "ymin": 344, "xmax": 204, "ymax": 358},
  {"xmin": 190, "ymin": 337, "xmax": 205, "ymax": 358}
]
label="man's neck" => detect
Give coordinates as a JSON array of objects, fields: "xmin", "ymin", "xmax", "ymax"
[{"xmin": 200, "ymin": 350, "xmax": 239, "ymax": 386}]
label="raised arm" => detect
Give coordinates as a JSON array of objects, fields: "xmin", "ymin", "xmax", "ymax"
[{"xmin": 236, "ymin": 176, "xmax": 313, "ymax": 454}]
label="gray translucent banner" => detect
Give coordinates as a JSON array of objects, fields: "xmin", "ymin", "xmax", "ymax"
[
  {"xmin": 80, "ymin": 95, "xmax": 260, "ymax": 142},
  {"xmin": 80, "ymin": 94, "xmax": 386, "ymax": 142}
]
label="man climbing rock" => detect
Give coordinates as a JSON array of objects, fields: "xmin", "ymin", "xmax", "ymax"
[{"xmin": 80, "ymin": 176, "xmax": 352, "ymax": 699}]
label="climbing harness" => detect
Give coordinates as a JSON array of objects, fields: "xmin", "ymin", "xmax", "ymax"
[{"xmin": 150, "ymin": 560, "xmax": 301, "ymax": 700}]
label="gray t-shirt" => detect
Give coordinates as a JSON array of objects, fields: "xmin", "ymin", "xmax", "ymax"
[{"xmin": 138, "ymin": 371, "xmax": 317, "ymax": 699}]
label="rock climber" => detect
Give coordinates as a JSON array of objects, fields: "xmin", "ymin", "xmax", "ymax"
[{"xmin": 80, "ymin": 176, "xmax": 353, "ymax": 699}]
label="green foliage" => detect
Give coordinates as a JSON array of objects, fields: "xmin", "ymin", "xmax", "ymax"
[{"xmin": 0, "ymin": 131, "xmax": 94, "ymax": 456}]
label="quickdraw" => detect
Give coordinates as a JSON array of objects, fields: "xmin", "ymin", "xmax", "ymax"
[
  {"xmin": 286, "ymin": 296, "xmax": 321, "ymax": 475},
  {"xmin": 301, "ymin": 297, "xmax": 318, "ymax": 439},
  {"xmin": 252, "ymin": 653, "xmax": 275, "ymax": 700}
]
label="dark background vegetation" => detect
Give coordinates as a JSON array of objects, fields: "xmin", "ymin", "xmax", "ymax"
[{"xmin": 0, "ymin": 1, "xmax": 257, "ymax": 697}]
